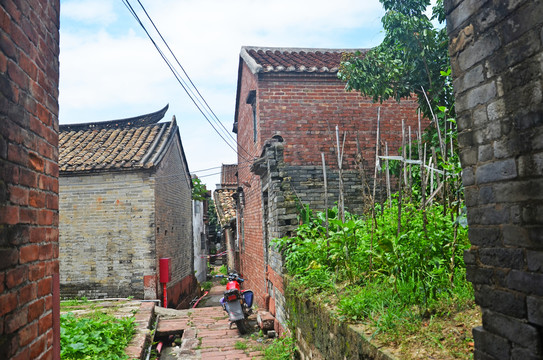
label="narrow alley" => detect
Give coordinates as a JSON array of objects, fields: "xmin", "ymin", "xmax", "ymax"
[{"xmin": 150, "ymin": 282, "xmax": 269, "ymax": 360}]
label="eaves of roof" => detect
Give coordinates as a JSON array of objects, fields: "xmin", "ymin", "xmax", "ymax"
[
  {"xmin": 233, "ymin": 46, "xmax": 367, "ymax": 132},
  {"xmin": 59, "ymin": 105, "xmax": 184, "ymax": 175}
]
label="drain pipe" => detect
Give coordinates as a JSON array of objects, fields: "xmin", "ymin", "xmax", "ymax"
[
  {"xmin": 144, "ymin": 315, "xmax": 160, "ymax": 360},
  {"xmin": 192, "ymin": 291, "xmax": 209, "ymax": 308}
]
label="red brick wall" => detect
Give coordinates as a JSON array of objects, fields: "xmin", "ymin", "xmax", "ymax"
[
  {"xmin": 0, "ymin": 1, "xmax": 60, "ymax": 359},
  {"xmin": 235, "ymin": 61, "xmax": 424, "ymax": 313},
  {"xmin": 257, "ymin": 72, "xmax": 420, "ymax": 170},
  {"xmin": 235, "ymin": 61, "xmax": 267, "ymax": 306}
]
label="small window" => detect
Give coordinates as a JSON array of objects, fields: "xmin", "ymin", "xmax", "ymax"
[{"xmin": 246, "ymin": 90, "xmax": 257, "ymax": 142}]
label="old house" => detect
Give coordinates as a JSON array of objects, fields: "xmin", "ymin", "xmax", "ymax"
[
  {"xmin": 192, "ymin": 175, "xmax": 208, "ymax": 284},
  {"xmin": 58, "ymin": 105, "xmax": 197, "ymax": 308},
  {"xmin": 213, "ymin": 164, "xmax": 238, "ymax": 270},
  {"xmin": 233, "ymin": 46, "xmax": 422, "ymax": 331}
]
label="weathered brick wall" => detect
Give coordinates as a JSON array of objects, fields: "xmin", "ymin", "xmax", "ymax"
[
  {"xmin": 59, "ymin": 171, "xmax": 156, "ymax": 299},
  {"xmin": 236, "ymin": 60, "xmax": 424, "ymax": 331},
  {"xmin": 257, "ymin": 73, "xmax": 420, "ymax": 172},
  {"xmin": 0, "ymin": 1, "xmax": 60, "ymax": 359},
  {"xmin": 154, "ymin": 136, "xmax": 196, "ymax": 307},
  {"xmin": 236, "ymin": 61, "xmax": 268, "ymax": 307},
  {"xmin": 446, "ymin": 1, "xmax": 543, "ymax": 359}
]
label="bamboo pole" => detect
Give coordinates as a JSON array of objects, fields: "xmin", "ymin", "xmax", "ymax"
[
  {"xmin": 335, "ymin": 126, "xmax": 345, "ymax": 222},
  {"xmin": 370, "ymin": 108, "xmax": 381, "ymax": 277},
  {"xmin": 421, "ymin": 86, "xmax": 445, "ymax": 155},
  {"xmin": 385, "ymin": 142, "xmax": 391, "ymax": 207},
  {"xmin": 397, "ymin": 120, "xmax": 406, "ymax": 236},
  {"xmin": 408, "ymin": 125, "xmax": 413, "ymax": 201},
  {"xmin": 372, "ymin": 108, "xmax": 381, "ymax": 202},
  {"xmin": 418, "ymin": 110, "xmax": 429, "ymax": 239},
  {"xmin": 321, "ymin": 152, "xmax": 329, "ymax": 242}
]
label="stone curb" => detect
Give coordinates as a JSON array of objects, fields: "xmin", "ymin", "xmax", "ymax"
[{"xmin": 125, "ymin": 301, "xmax": 156, "ymax": 360}]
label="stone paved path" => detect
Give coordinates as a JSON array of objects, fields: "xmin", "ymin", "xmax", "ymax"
[{"xmin": 155, "ymin": 285, "xmax": 265, "ymax": 360}]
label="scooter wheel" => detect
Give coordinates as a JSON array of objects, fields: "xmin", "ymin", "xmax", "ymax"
[{"xmin": 235, "ymin": 319, "xmax": 248, "ymax": 334}]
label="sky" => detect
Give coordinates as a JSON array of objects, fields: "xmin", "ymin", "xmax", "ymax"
[{"xmin": 59, "ymin": 0, "xmax": 389, "ymax": 190}]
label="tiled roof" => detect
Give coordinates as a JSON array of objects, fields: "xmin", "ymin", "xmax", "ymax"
[
  {"xmin": 213, "ymin": 189, "xmax": 236, "ymax": 226},
  {"xmin": 240, "ymin": 46, "xmax": 367, "ymax": 74},
  {"xmin": 59, "ymin": 105, "xmax": 175, "ymax": 173},
  {"xmin": 220, "ymin": 164, "xmax": 237, "ymax": 188}
]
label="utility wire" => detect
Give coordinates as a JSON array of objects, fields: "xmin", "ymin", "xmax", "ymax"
[
  {"xmin": 121, "ymin": 0, "xmax": 250, "ymax": 163},
  {"xmin": 121, "ymin": 0, "xmax": 254, "ymax": 162},
  {"xmin": 134, "ymin": 0, "xmax": 249, "ymax": 158}
]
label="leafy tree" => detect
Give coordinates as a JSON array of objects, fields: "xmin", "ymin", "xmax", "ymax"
[
  {"xmin": 338, "ymin": 0, "xmax": 451, "ymax": 121},
  {"xmin": 207, "ymin": 198, "xmax": 221, "ymax": 235},
  {"xmin": 191, "ymin": 177, "xmax": 207, "ymax": 202}
]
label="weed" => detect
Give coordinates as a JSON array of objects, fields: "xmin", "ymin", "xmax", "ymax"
[
  {"xmin": 274, "ymin": 202, "xmax": 472, "ymax": 339},
  {"xmin": 235, "ymin": 340, "xmax": 248, "ymax": 350},
  {"xmin": 201, "ymin": 281, "xmax": 213, "ymax": 291},
  {"xmin": 60, "ymin": 311, "xmax": 135, "ymax": 360},
  {"xmin": 263, "ymin": 335, "xmax": 297, "ymax": 360}
]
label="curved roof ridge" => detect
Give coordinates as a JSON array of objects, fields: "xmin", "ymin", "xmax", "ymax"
[{"xmin": 60, "ymin": 104, "xmax": 169, "ymax": 131}]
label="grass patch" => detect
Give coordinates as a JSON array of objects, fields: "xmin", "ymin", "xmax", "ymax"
[
  {"xmin": 276, "ymin": 203, "xmax": 477, "ymax": 359},
  {"xmin": 263, "ymin": 335, "xmax": 297, "ymax": 360},
  {"xmin": 60, "ymin": 311, "xmax": 135, "ymax": 360},
  {"xmin": 234, "ymin": 340, "xmax": 248, "ymax": 350},
  {"xmin": 201, "ymin": 281, "xmax": 213, "ymax": 291}
]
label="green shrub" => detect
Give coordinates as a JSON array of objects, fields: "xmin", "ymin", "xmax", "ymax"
[
  {"xmin": 273, "ymin": 202, "xmax": 471, "ymax": 332},
  {"xmin": 201, "ymin": 281, "xmax": 213, "ymax": 291},
  {"xmin": 60, "ymin": 311, "xmax": 135, "ymax": 360},
  {"xmin": 263, "ymin": 335, "xmax": 297, "ymax": 360}
]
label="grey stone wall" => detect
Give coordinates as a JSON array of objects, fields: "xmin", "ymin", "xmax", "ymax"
[
  {"xmin": 59, "ymin": 171, "xmax": 156, "ymax": 299},
  {"xmin": 154, "ymin": 136, "xmax": 195, "ymax": 306},
  {"xmin": 285, "ymin": 278, "xmax": 395, "ymax": 360},
  {"xmin": 254, "ymin": 138, "xmax": 386, "ymax": 331},
  {"xmin": 446, "ymin": 0, "xmax": 543, "ymax": 358}
]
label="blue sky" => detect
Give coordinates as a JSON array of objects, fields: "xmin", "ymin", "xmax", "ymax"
[{"xmin": 59, "ymin": 0, "xmax": 389, "ymax": 189}]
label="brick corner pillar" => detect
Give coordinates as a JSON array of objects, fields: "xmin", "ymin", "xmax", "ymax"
[
  {"xmin": 445, "ymin": 1, "xmax": 543, "ymax": 359},
  {"xmin": 1, "ymin": 1, "xmax": 61, "ymax": 359}
]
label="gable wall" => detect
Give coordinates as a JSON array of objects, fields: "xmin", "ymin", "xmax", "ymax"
[
  {"xmin": 258, "ymin": 72, "xmax": 420, "ymax": 171},
  {"xmin": 154, "ymin": 135, "xmax": 196, "ymax": 308},
  {"xmin": 0, "ymin": 1, "xmax": 61, "ymax": 359},
  {"xmin": 236, "ymin": 62, "xmax": 423, "ymax": 331},
  {"xmin": 236, "ymin": 61, "xmax": 268, "ymax": 307},
  {"xmin": 59, "ymin": 171, "xmax": 156, "ymax": 299}
]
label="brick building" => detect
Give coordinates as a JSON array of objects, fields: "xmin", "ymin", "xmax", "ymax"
[
  {"xmin": 192, "ymin": 175, "xmax": 208, "ymax": 284},
  {"xmin": 213, "ymin": 164, "xmax": 238, "ymax": 270},
  {"xmin": 0, "ymin": 1, "xmax": 61, "ymax": 359},
  {"xmin": 58, "ymin": 106, "xmax": 197, "ymax": 308},
  {"xmin": 233, "ymin": 46, "xmax": 421, "ymax": 331}
]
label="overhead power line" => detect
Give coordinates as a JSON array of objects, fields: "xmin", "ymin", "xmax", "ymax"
[{"xmin": 120, "ymin": 0, "xmax": 254, "ymax": 163}]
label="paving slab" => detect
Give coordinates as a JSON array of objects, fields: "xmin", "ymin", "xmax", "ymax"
[{"xmin": 155, "ymin": 285, "xmax": 264, "ymax": 359}]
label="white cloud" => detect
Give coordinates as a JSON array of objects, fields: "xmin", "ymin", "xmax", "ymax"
[
  {"xmin": 59, "ymin": 0, "xmax": 386, "ymax": 187},
  {"xmin": 61, "ymin": 0, "xmax": 117, "ymax": 25}
]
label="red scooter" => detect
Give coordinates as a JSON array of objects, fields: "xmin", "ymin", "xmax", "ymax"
[{"xmin": 219, "ymin": 272, "xmax": 254, "ymax": 334}]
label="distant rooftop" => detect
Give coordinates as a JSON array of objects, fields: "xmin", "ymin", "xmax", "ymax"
[
  {"xmin": 240, "ymin": 46, "xmax": 368, "ymax": 74},
  {"xmin": 220, "ymin": 164, "xmax": 237, "ymax": 188},
  {"xmin": 59, "ymin": 105, "xmax": 175, "ymax": 173}
]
